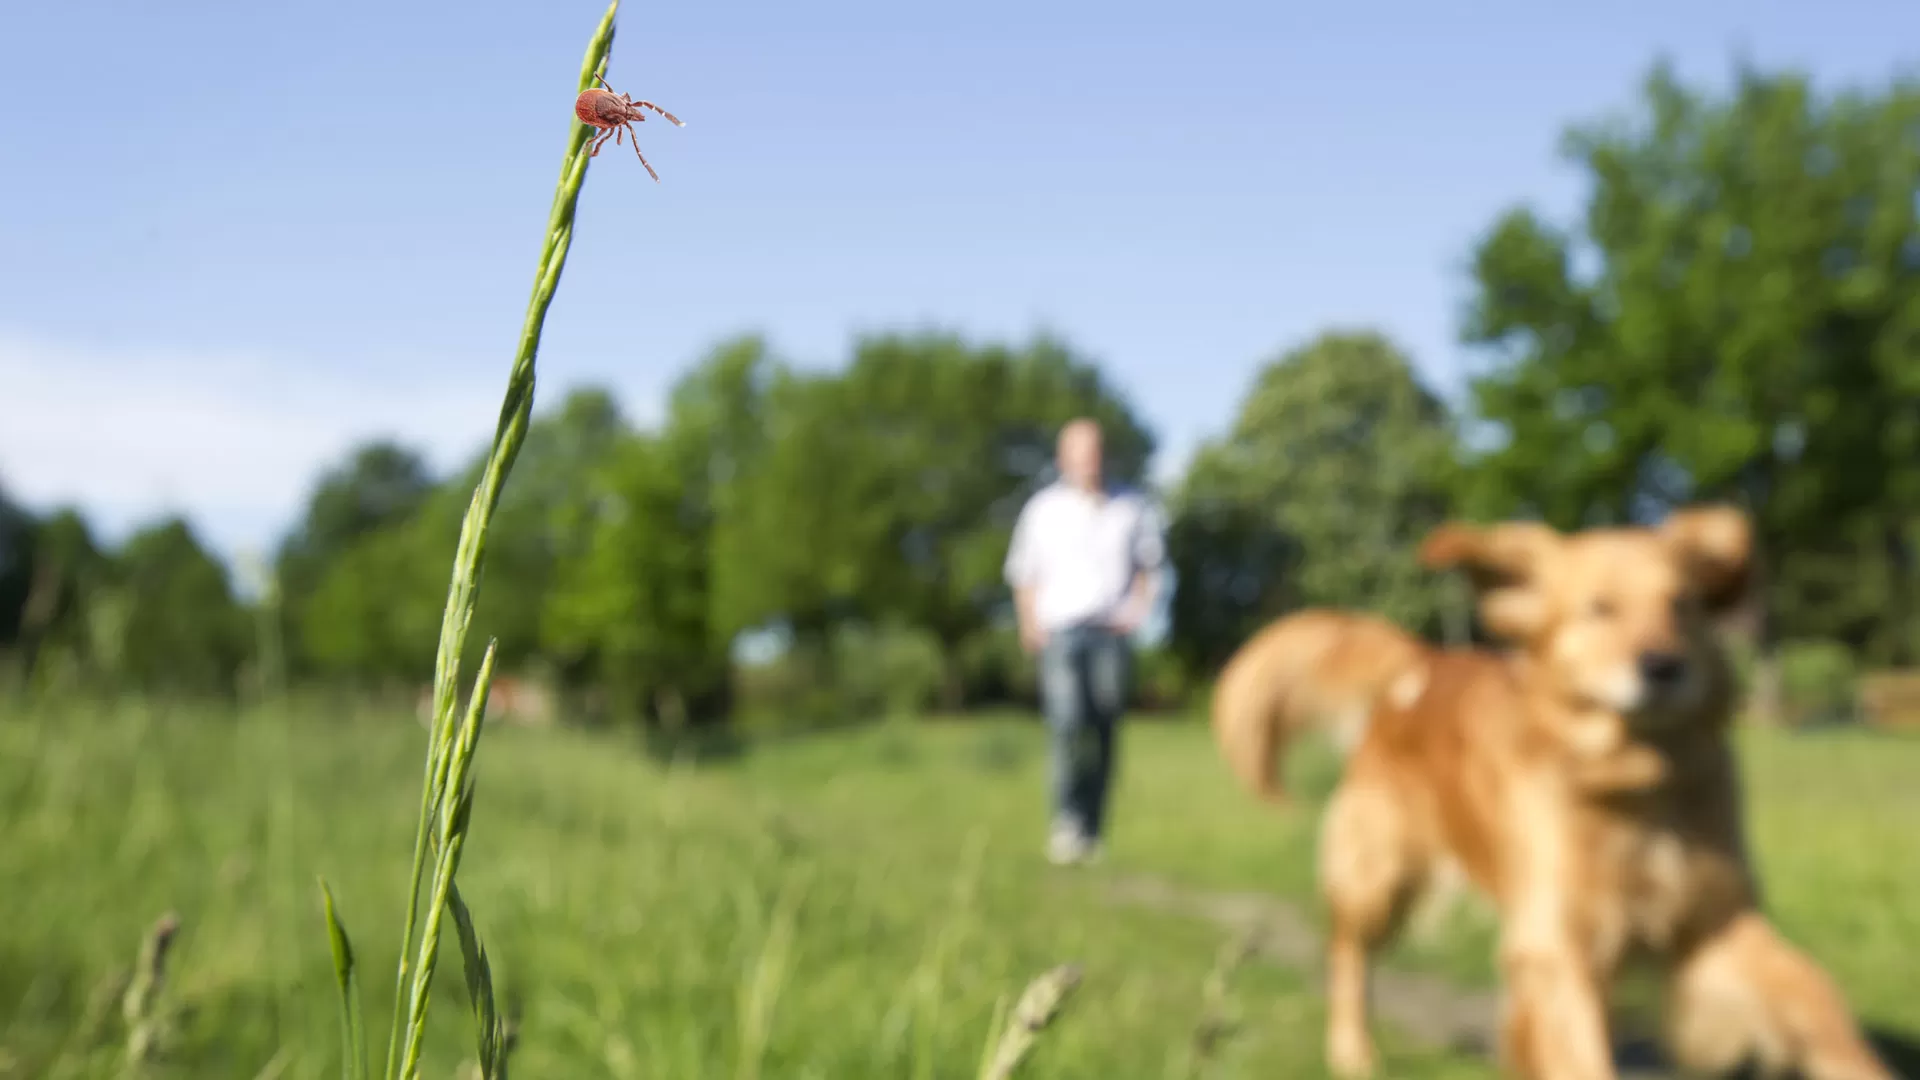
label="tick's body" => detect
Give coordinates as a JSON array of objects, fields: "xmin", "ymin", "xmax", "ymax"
[{"xmin": 573, "ymin": 73, "xmax": 684, "ymax": 182}]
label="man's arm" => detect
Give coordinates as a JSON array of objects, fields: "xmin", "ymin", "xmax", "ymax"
[
  {"xmin": 1014, "ymin": 584, "xmax": 1041, "ymax": 646},
  {"xmin": 1116, "ymin": 499, "xmax": 1168, "ymax": 632},
  {"xmin": 1005, "ymin": 498, "xmax": 1046, "ymax": 652}
]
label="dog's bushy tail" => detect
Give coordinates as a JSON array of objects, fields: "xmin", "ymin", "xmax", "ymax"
[{"xmin": 1209, "ymin": 608, "xmax": 1429, "ymax": 804}]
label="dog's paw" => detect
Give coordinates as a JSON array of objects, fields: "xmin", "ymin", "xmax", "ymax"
[{"xmin": 1326, "ymin": 1030, "xmax": 1378, "ymax": 1080}]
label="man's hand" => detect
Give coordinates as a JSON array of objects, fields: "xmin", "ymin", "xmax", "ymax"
[
  {"xmin": 1019, "ymin": 620, "xmax": 1049, "ymax": 655},
  {"xmin": 1108, "ymin": 600, "xmax": 1147, "ymax": 637}
]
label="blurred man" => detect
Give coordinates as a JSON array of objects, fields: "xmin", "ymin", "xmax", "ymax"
[{"xmin": 1004, "ymin": 418, "xmax": 1167, "ymax": 865}]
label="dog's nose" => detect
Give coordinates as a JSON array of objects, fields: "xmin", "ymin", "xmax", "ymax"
[{"xmin": 1638, "ymin": 651, "xmax": 1689, "ymax": 688}]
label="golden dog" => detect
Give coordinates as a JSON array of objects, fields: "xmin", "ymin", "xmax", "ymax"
[{"xmin": 1223, "ymin": 507, "xmax": 1895, "ymax": 1079}]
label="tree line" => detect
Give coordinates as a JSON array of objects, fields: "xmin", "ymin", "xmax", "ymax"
[{"xmin": 3, "ymin": 61, "xmax": 1917, "ymax": 725}]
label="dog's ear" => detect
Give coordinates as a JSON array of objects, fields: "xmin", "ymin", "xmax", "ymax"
[
  {"xmin": 1418, "ymin": 520, "xmax": 1559, "ymax": 587},
  {"xmin": 1419, "ymin": 520, "xmax": 1560, "ymax": 641},
  {"xmin": 1662, "ymin": 505, "xmax": 1754, "ymax": 615}
]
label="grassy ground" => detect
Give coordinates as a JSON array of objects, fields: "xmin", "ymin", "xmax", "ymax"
[
  {"xmin": 745, "ymin": 712, "xmax": 1920, "ymax": 1045},
  {"xmin": 0, "ymin": 700, "xmax": 1913, "ymax": 1078}
]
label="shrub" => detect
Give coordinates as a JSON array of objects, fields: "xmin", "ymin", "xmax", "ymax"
[
  {"xmin": 1133, "ymin": 646, "xmax": 1194, "ymax": 714},
  {"xmin": 957, "ymin": 626, "xmax": 1037, "ymax": 707},
  {"xmin": 833, "ymin": 621, "xmax": 946, "ymax": 719},
  {"xmin": 1776, "ymin": 639, "xmax": 1860, "ymax": 727}
]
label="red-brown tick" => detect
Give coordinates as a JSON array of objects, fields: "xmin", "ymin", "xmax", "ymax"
[{"xmin": 574, "ymin": 72, "xmax": 685, "ymax": 182}]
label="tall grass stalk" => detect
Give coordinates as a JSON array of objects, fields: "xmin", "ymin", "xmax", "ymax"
[
  {"xmin": 733, "ymin": 871, "xmax": 809, "ymax": 1080},
  {"xmin": 1169, "ymin": 931, "xmax": 1257, "ymax": 1080},
  {"xmin": 911, "ymin": 828, "xmax": 987, "ymax": 1080},
  {"xmin": 120, "ymin": 911, "xmax": 181, "ymax": 1072},
  {"xmin": 316, "ymin": 3, "xmax": 625, "ymax": 1078},
  {"xmin": 977, "ymin": 964, "xmax": 1083, "ymax": 1080}
]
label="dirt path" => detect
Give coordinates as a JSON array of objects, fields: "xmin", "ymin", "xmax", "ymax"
[{"xmin": 1100, "ymin": 872, "xmax": 1672, "ymax": 1078}]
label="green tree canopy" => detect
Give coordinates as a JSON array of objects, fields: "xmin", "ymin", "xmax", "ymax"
[
  {"xmin": 540, "ymin": 431, "xmax": 726, "ymax": 725},
  {"xmin": 1456, "ymin": 60, "xmax": 1920, "ymax": 661},
  {"xmin": 1163, "ymin": 482, "xmax": 1301, "ymax": 677},
  {"xmin": 664, "ymin": 335, "xmax": 777, "ymax": 647},
  {"xmin": 14, "ymin": 507, "xmax": 112, "ymax": 685},
  {"xmin": 297, "ymin": 518, "xmax": 443, "ymax": 683},
  {"xmin": 116, "ymin": 517, "xmax": 250, "ymax": 696},
  {"xmin": 0, "ymin": 483, "xmax": 34, "ymax": 652},
  {"xmin": 276, "ymin": 440, "xmax": 435, "ymax": 672},
  {"xmin": 1172, "ymin": 329, "xmax": 1457, "ymax": 660}
]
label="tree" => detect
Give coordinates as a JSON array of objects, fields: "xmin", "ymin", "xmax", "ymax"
[
  {"xmin": 540, "ymin": 432, "xmax": 727, "ymax": 727},
  {"xmin": 1456, "ymin": 61, "xmax": 1920, "ymax": 680},
  {"xmin": 116, "ymin": 517, "xmax": 251, "ymax": 695},
  {"xmin": 532, "ymin": 341, "xmax": 785, "ymax": 728},
  {"xmin": 708, "ymin": 366, "xmax": 874, "ymax": 646},
  {"xmin": 1172, "ymin": 330, "xmax": 1458, "ymax": 659},
  {"xmin": 0, "ymin": 494, "xmax": 122, "ymax": 693},
  {"xmin": 276, "ymin": 440, "xmax": 434, "ymax": 672},
  {"xmin": 1163, "ymin": 470, "xmax": 1302, "ymax": 677},
  {"xmin": 297, "ymin": 520, "xmax": 443, "ymax": 684},
  {"xmin": 663, "ymin": 335, "xmax": 777, "ymax": 650},
  {"xmin": 660, "ymin": 335, "xmax": 777, "ymax": 507},
  {"xmin": 0, "ymin": 483, "xmax": 34, "ymax": 660},
  {"xmin": 11, "ymin": 507, "xmax": 111, "ymax": 689}
]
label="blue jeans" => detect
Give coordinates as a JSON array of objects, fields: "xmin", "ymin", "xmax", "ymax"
[{"xmin": 1039, "ymin": 623, "xmax": 1133, "ymax": 841}]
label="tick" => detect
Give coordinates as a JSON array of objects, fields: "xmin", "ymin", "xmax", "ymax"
[{"xmin": 574, "ymin": 72, "xmax": 685, "ymax": 182}]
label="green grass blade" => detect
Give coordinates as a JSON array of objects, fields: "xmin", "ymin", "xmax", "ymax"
[
  {"xmin": 974, "ymin": 993, "xmax": 1010, "ymax": 1080},
  {"xmin": 447, "ymin": 882, "xmax": 508, "ymax": 1080},
  {"xmin": 382, "ymin": 680, "xmax": 461, "ymax": 1078},
  {"xmin": 733, "ymin": 870, "xmax": 808, "ymax": 1080},
  {"xmin": 319, "ymin": 879, "xmax": 369, "ymax": 1080},
  {"xmin": 379, "ymin": 0, "xmax": 622, "ymax": 1075},
  {"xmin": 398, "ymin": 642, "xmax": 499, "ymax": 1080}
]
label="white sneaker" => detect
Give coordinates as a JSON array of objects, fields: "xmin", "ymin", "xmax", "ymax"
[{"xmin": 1047, "ymin": 821, "xmax": 1092, "ymax": 866}]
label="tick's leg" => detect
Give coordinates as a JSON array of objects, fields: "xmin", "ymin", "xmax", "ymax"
[
  {"xmin": 588, "ymin": 128, "xmax": 614, "ymax": 157},
  {"xmin": 632, "ymin": 100, "xmax": 686, "ymax": 126},
  {"xmin": 632, "ymin": 143, "xmax": 660, "ymax": 182}
]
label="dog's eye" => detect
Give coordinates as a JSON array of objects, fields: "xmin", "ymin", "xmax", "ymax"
[{"xmin": 1588, "ymin": 598, "xmax": 1617, "ymax": 618}]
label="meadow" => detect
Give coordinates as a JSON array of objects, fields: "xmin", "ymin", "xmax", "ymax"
[
  {"xmin": 1, "ymin": 699, "xmax": 1914, "ymax": 1079},
  {"xmin": 6, "ymin": 2, "xmax": 1918, "ymax": 1077}
]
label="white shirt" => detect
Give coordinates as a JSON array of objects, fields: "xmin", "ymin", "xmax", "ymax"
[{"xmin": 1004, "ymin": 480, "xmax": 1167, "ymax": 632}]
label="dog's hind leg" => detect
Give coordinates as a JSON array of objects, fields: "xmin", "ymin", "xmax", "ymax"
[
  {"xmin": 1318, "ymin": 772, "xmax": 1424, "ymax": 1079},
  {"xmin": 1404, "ymin": 852, "xmax": 1471, "ymax": 945},
  {"xmin": 1665, "ymin": 910, "xmax": 1893, "ymax": 1080}
]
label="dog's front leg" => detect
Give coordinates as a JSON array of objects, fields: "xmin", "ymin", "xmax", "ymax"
[
  {"xmin": 1497, "ymin": 782, "xmax": 1616, "ymax": 1080},
  {"xmin": 1665, "ymin": 909, "xmax": 1893, "ymax": 1080},
  {"xmin": 1496, "ymin": 932, "xmax": 1616, "ymax": 1080}
]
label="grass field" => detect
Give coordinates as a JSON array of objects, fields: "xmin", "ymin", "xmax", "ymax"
[{"xmin": 0, "ymin": 700, "xmax": 1914, "ymax": 1079}]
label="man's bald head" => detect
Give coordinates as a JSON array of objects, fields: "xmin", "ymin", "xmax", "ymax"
[{"xmin": 1056, "ymin": 418, "xmax": 1104, "ymax": 491}]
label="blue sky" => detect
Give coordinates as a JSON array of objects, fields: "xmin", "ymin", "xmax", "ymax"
[{"xmin": 1, "ymin": 0, "xmax": 1914, "ymax": 569}]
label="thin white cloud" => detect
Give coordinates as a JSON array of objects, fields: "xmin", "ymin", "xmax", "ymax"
[{"xmin": 0, "ymin": 331, "xmax": 510, "ymax": 559}]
